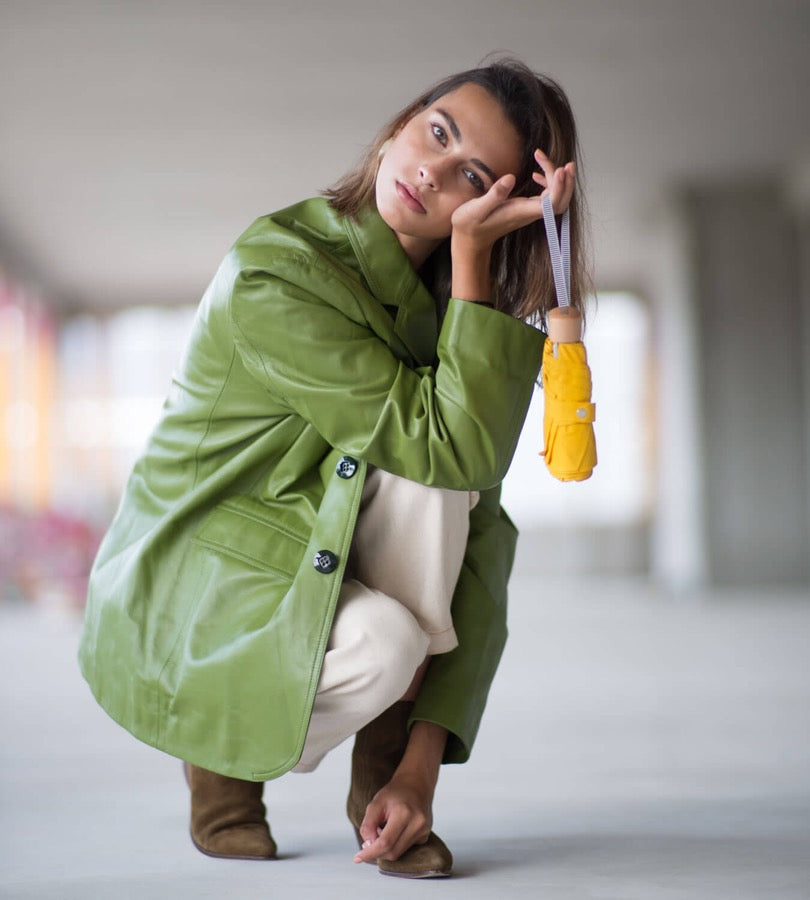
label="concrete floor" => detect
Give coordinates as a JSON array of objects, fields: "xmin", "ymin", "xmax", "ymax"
[{"xmin": 1, "ymin": 575, "xmax": 808, "ymax": 899}]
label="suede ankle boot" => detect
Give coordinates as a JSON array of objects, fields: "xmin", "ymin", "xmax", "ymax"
[
  {"xmin": 184, "ymin": 762, "xmax": 277, "ymax": 860},
  {"xmin": 346, "ymin": 701, "xmax": 453, "ymax": 878}
]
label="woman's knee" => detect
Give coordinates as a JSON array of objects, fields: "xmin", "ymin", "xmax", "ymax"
[{"xmin": 336, "ymin": 583, "xmax": 430, "ymax": 698}]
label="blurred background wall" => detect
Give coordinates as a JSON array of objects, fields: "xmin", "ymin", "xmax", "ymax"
[{"xmin": 1, "ymin": 0, "xmax": 808, "ymax": 611}]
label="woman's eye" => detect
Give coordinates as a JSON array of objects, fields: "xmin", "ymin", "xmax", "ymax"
[
  {"xmin": 465, "ymin": 169, "xmax": 485, "ymax": 192},
  {"xmin": 431, "ymin": 123, "xmax": 447, "ymax": 145}
]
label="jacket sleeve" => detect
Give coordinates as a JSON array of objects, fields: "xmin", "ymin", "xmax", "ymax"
[
  {"xmin": 409, "ymin": 483, "xmax": 516, "ymax": 763},
  {"xmin": 229, "ymin": 251, "xmax": 545, "ymax": 491}
]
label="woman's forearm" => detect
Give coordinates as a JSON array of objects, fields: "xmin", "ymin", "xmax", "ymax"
[{"xmin": 393, "ymin": 720, "xmax": 448, "ymax": 794}]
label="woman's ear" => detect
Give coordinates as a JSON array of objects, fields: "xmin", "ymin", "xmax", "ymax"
[{"xmin": 378, "ymin": 138, "xmax": 392, "ymax": 159}]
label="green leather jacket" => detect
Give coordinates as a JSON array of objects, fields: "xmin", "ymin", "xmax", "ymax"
[{"xmin": 78, "ymin": 198, "xmax": 545, "ymax": 780}]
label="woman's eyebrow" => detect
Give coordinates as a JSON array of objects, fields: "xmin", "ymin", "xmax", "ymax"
[{"xmin": 436, "ymin": 108, "xmax": 497, "ymax": 183}]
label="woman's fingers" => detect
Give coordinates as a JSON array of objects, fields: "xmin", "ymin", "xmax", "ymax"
[
  {"xmin": 353, "ymin": 789, "xmax": 431, "ymax": 864},
  {"xmin": 357, "ymin": 797, "xmax": 385, "ymax": 846},
  {"xmin": 491, "ymin": 171, "xmax": 516, "ymax": 197},
  {"xmin": 533, "ymin": 149, "xmax": 576, "ymax": 216},
  {"xmin": 535, "ymin": 148, "xmax": 574, "ymax": 180},
  {"xmin": 354, "ymin": 808, "xmax": 427, "ymax": 863},
  {"xmin": 354, "ymin": 816, "xmax": 402, "ymax": 863},
  {"xmin": 491, "ymin": 196, "xmax": 545, "ymax": 231},
  {"xmin": 460, "ymin": 172, "xmax": 515, "ymax": 221}
]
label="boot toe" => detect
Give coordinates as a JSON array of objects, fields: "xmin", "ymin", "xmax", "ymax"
[
  {"xmin": 192, "ymin": 823, "xmax": 277, "ymax": 860},
  {"xmin": 377, "ymin": 831, "xmax": 452, "ymax": 878}
]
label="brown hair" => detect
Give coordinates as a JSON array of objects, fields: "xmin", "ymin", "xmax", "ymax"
[{"xmin": 324, "ymin": 58, "xmax": 590, "ymax": 325}]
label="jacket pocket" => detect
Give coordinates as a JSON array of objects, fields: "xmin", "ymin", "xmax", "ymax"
[
  {"xmin": 160, "ymin": 495, "xmax": 310, "ymax": 677},
  {"xmin": 192, "ymin": 494, "xmax": 308, "ymax": 579}
]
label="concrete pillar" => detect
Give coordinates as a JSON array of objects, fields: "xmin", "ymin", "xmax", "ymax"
[
  {"xmin": 799, "ymin": 214, "xmax": 810, "ymax": 570},
  {"xmin": 686, "ymin": 184, "xmax": 808, "ymax": 586},
  {"xmin": 648, "ymin": 200, "xmax": 708, "ymax": 593},
  {"xmin": 789, "ymin": 155, "xmax": 810, "ymax": 584}
]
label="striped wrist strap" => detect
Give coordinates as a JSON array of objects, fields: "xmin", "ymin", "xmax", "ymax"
[{"xmin": 541, "ymin": 193, "xmax": 570, "ymax": 309}]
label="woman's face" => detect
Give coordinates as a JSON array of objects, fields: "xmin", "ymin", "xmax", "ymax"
[{"xmin": 375, "ymin": 82, "xmax": 523, "ymax": 267}]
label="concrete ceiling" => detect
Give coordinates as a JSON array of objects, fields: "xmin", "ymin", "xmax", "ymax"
[{"xmin": 2, "ymin": 0, "xmax": 809, "ymax": 312}]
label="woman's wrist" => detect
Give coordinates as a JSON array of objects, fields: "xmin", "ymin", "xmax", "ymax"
[
  {"xmin": 451, "ymin": 236, "xmax": 493, "ymax": 303},
  {"xmin": 393, "ymin": 720, "xmax": 447, "ymax": 792}
]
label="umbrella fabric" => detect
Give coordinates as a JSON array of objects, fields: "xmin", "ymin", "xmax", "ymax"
[{"xmin": 540, "ymin": 338, "xmax": 597, "ymax": 481}]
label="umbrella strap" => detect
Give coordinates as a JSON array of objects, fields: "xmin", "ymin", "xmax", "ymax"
[{"xmin": 541, "ymin": 193, "xmax": 570, "ymax": 308}]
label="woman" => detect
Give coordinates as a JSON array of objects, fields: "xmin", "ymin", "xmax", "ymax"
[{"xmin": 79, "ymin": 58, "xmax": 586, "ymax": 878}]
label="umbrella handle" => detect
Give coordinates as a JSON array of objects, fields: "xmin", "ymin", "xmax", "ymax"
[{"xmin": 547, "ymin": 306, "xmax": 582, "ymax": 343}]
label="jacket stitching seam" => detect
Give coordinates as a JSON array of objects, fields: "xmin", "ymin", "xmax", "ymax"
[{"xmin": 191, "ymin": 346, "xmax": 238, "ymax": 489}]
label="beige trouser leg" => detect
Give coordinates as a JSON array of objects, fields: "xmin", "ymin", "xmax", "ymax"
[{"xmin": 293, "ymin": 468, "xmax": 478, "ymax": 772}]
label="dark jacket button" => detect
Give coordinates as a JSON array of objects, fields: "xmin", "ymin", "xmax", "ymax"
[
  {"xmin": 313, "ymin": 550, "xmax": 338, "ymax": 574},
  {"xmin": 335, "ymin": 456, "xmax": 358, "ymax": 479}
]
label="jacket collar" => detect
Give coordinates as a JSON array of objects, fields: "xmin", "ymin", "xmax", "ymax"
[{"xmin": 343, "ymin": 205, "xmax": 438, "ymax": 368}]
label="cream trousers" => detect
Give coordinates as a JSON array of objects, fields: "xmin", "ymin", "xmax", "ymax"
[{"xmin": 293, "ymin": 467, "xmax": 478, "ymax": 772}]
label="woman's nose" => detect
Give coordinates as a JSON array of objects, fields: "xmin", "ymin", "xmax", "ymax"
[{"xmin": 418, "ymin": 164, "xmax": 439, "ymax": 189}]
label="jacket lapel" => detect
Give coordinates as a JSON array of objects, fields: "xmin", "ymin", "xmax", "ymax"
[{"xmin": 344, "ymin": 207, "xmax": 439, "ymax": 368}]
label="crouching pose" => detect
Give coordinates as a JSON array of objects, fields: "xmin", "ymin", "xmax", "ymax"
[{"xmin": 79, "ymin": 57, "xmax": 586, "ymax": 878}]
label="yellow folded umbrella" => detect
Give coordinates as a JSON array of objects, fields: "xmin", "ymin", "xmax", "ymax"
[
  {"xmin": 540, "ymin": 333, "xmax": 597, "ymax": 481},
  {"xmin": 539, "ymin": 195, "xmax": 597, "ymax": 482}
]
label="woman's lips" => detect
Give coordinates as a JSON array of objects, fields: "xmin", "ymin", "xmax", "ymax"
[{"xmin": 395, "ymin": 181, "xmax": 426, "ymax": 214}]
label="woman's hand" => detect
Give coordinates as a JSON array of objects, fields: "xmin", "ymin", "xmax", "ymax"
[
  {"xmin": 352, "ymin": 720, "xmax": 447, "ymax": 864},
  {"xmin": 451, "ymin": 150, "xmax": 576, "ymax": 254},
  {"xmin": 450, "ymin": 149, "xmax": 575, "ymax": 302},
  {"xmin": 353, "ymin": 773, "xmax": 434, "ymax": 864}
]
